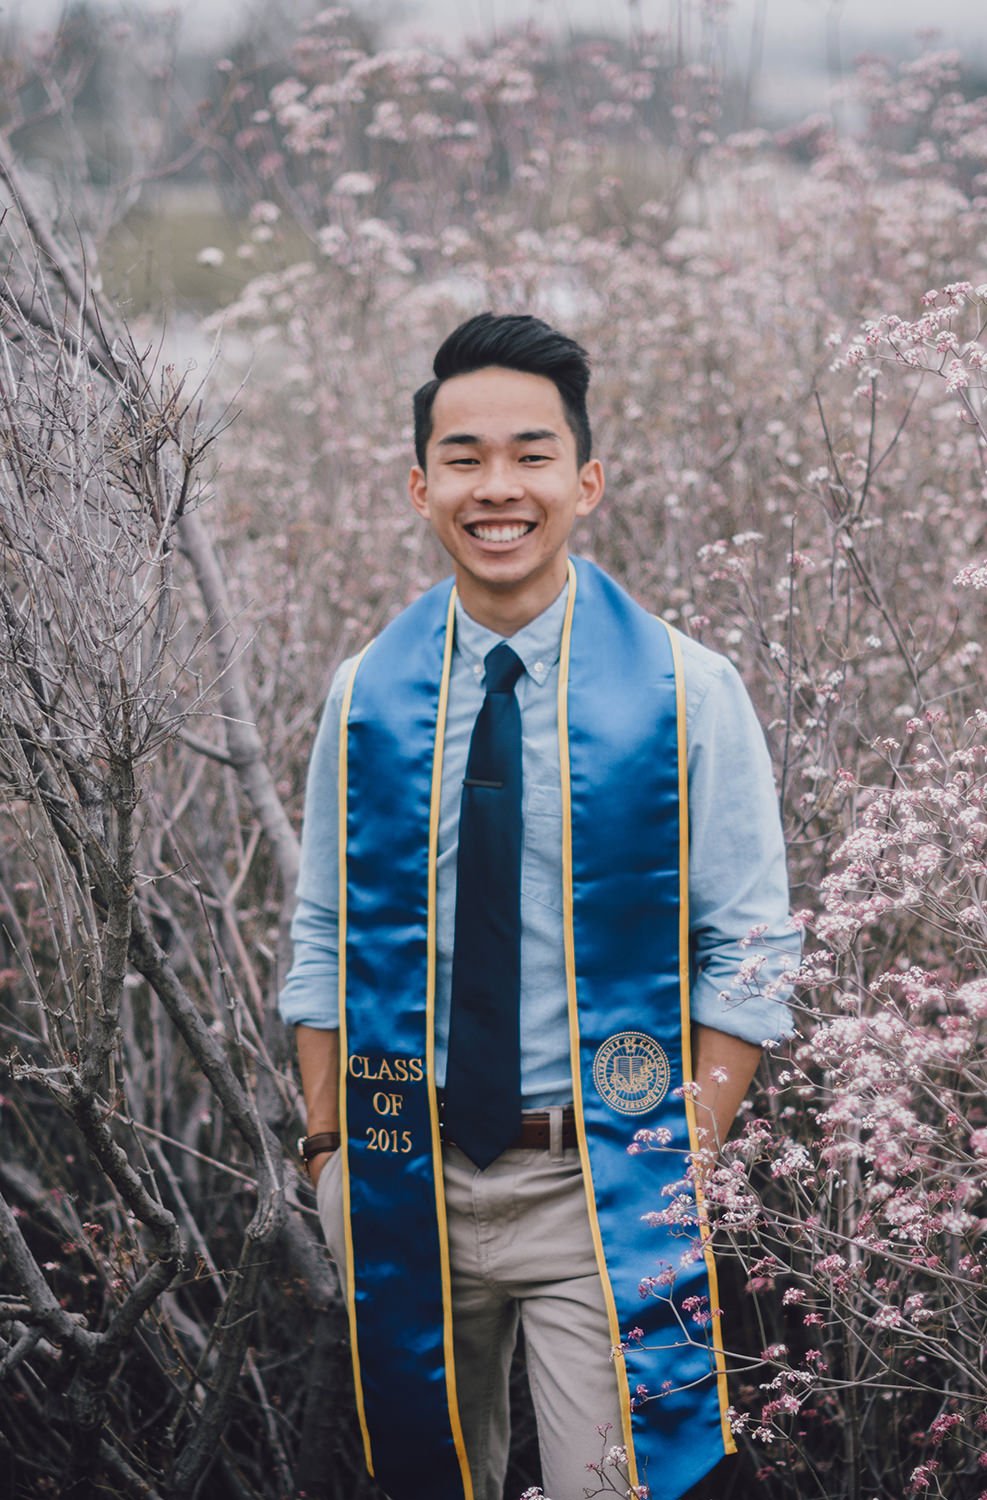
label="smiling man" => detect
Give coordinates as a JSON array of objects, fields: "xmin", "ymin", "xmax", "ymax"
[{"xmin": 280, "ymin": 313, "xmax": 798, "ymax": 1500}]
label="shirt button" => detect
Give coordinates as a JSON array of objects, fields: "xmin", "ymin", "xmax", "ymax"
[
  {"xmin": 533, "ymin": 660, "xmax": 545, "ymax": 675},
  {"xmin": 473, "ymin": 662, "xmax": 483, "ymax": 676}
]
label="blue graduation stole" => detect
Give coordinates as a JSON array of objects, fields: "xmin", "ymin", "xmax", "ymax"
[{"xmin": 336, "ymin": 557, "xmax": 735, "ymax": 1500}]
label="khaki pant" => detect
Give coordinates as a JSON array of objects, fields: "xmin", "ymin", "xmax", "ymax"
[{"xmin": 317, "ymin": 1141, "xmax": 623, "ymax": 1500}]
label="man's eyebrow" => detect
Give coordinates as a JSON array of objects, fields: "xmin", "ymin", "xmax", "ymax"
[{"xmin": 434, "ymin": 428, "xmax": 563, "ymax": 448}]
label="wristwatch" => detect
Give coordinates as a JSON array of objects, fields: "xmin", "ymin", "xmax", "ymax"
[{"xmin": 296, "ymin": 1132, "xmax": 340, "ymax": 1173}]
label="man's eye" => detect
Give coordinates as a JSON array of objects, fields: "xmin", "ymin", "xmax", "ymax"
[
  {"xmin": 448, "ymin": 457, "xmax": 478, "ymax": 466},
  {"xmin": 520, "ymin": 454, "xmax": 550, "ymax": 464}
]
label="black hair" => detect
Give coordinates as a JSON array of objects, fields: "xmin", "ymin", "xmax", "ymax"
[{"xmin": 412, "ymin": 311, "xmax": 592, "ymax": 468}]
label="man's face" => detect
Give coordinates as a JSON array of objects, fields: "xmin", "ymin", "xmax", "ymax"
[{"xmin": 408, "ymin": 365, "xmax": 604, "ymax": 629}]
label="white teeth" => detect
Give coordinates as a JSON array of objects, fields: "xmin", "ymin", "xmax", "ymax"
[{"xmin": 470, "ymin": 523, "xmax": 532, "ymax": 542}]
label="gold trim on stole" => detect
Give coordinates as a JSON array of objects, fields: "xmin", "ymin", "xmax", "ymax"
[
  {"xmin": 661, "ymin": 620, "xmax": 737, "ymax": 1457},
  {"xmin": 337, "ymin": 644, "xmax": 374, "ymax": 1474},
  {"xmin": 557, "ymin": 560, "xmax": 643, "ymax": 1492},
  {"xmin": 426, "ymin": 588, "xmax": 476, "ymax": 1499}
]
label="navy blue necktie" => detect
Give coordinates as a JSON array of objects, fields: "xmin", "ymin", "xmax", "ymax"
[{"xmin": 445, "ymin": 642, "xmax": 525, "ymax": 1169}]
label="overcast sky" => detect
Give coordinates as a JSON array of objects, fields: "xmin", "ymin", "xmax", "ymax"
[
  {"xmin": 9, "ymin": 0, "xmax": 985, "ymax": 79},
  {"xmin": 428, "ymin": 0, "xmax": 983, "ymax": 53}
]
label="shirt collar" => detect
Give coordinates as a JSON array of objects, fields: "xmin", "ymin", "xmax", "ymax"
[{"xmin": 454, "ymin": 581, "xmax": 569, "ymax": 689}]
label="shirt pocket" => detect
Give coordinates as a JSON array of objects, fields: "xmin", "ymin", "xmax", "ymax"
[{"xmin": 522, "ymin": 782, "xmax": 564, "ymax": 914}]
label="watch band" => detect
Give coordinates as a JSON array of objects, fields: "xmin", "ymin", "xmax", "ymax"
[{"xmin": 297, "ymin": 1131, "xmax": 340, "ymax": 1166}]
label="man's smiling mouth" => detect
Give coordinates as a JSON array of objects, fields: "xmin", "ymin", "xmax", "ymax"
[{"xmin": 464, "ymin": 521, "xmax": 536, "ymax": 542}]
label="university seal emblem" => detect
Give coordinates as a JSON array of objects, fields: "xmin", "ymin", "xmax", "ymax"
[{"xmin": 593, "ymin": 1031, "xmax": 671, "ymax": 1116}]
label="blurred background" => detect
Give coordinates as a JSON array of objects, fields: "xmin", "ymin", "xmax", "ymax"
[
  {"xmin": 6, "ymin": 0, "xmax": 987, "ymax": 326},
  {"xmin": 1, "ymin": 1, "xmax": 986, "ymax": 1497}
]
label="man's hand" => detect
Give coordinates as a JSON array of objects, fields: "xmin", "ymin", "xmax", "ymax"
[
  {"xmin": 690, "ymin": 1024, "xmax": 762, "ymax": 1152},
  {"xmin": 296, "ymin": 1024, "xmax": 340, "ymax": 1185}
]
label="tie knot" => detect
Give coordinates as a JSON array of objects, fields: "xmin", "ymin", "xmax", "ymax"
[{"xmin": 484, "ymin": 642, "xmax": 524, "ymax": 695}]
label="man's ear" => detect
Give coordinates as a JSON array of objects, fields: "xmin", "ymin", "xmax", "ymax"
[
  {"xmin": 575, "ymin": 458, "xmax": 605, "ymax": 518},
  {"xmin": 408, "ymin": 464, "xmax": 429, "ymax": 520}
]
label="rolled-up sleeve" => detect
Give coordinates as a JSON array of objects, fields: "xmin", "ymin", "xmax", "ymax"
[
  {"xmin": 680, "ymin": 635, "xmax": 800, "ymax": 1045},
  {"xmin": 277, "ymin": 661, "xmax": 352, "ymax": 1029}
]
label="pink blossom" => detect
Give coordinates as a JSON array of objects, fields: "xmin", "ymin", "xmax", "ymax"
[{"xmin": 331, "ymin": 171, "xmax": 377, "ymax": 196}]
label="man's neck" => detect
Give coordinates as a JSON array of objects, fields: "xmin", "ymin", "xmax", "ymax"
[{"xmin": 454, "ymin": 563, "xmax": 570, "ymax": 637}]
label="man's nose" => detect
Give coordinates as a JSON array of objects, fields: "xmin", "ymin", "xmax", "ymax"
[{"xmin": 473, "ymin": 460, "xmax": 524, "ymax": 502}]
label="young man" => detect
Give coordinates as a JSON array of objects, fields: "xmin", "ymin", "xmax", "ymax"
[{"xmin": 280, "ymin": 314, "xmax": 798, "ymax": 1500}]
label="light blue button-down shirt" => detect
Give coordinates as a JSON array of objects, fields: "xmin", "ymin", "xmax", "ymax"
[{"xmin": 279, "ymin": 581, "xmax": 799, "ymax": 1107}]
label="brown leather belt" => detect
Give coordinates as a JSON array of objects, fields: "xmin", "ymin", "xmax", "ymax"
[{"xmin": 438, "ymin": 1097, "xmax": 577, "ymax": 1152}]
